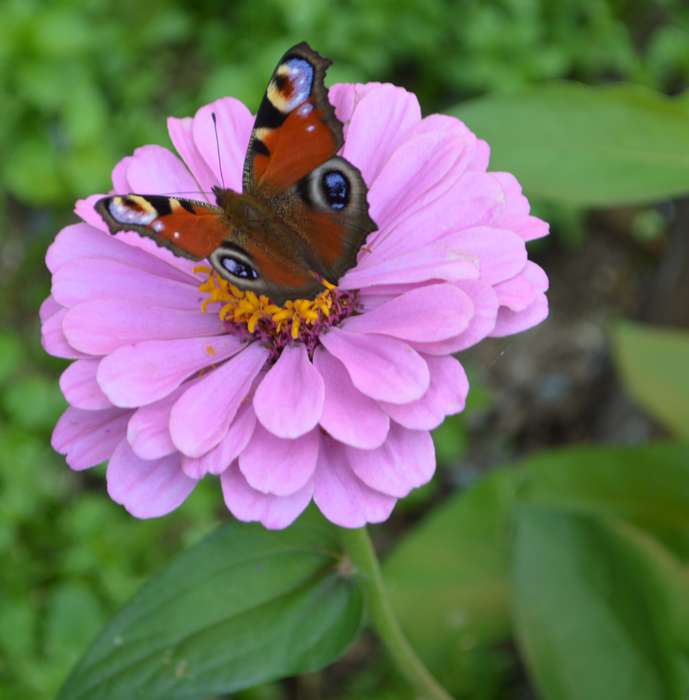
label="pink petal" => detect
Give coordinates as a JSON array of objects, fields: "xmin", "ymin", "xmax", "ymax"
[
  {"xmin": 63, "ymin": 300, "xmax": 225, "ymax": 355},
  {"xmin": 97, "ymin": 334, "xmax": 245, "ymax": 407},
  {"xmin": 347, "ymin": 424, "xmax": 435, "ymax": 498},
  {"xmin": 340, "ymin": 240, "xmax": 479, "ymax": 289},
  {"xmin": 380, "ymin": 356, "xmax": 468, "ymax": 430},
  {"xmin": 46, "ymin": 223, "xmax": 194, "ymax": 283},
  {"xmin": 59, "ymin": 359, "xmax": 111, "ymax": 410},
  {"xmin": 320, "ymin": 328, "xmax": 429, "ymax": 404},
  {"xmin": 170, "ymin": 343, "xmax": 268, "ymax": 457},
  {"xmin": 125, "ymin": 145, "xmax": 201, "ymax": 196},
  {"xmin": 329, "ymin": 83, "xmax": 358, "ymax": 124},
  {"xmin": 453, "ymin": 226, "xmax": 527, "ymax": 284},
  {"xmin": 253, "ymin": 345, "xmax": 324, "ymax": 439},
  {"xmin": 468, "ymin": 137, "xmax": 490, "ymax": 172},
  {"xmin": 40, "ymin": 295, "xmax": 61, "ymax": 322},
  {"xmin": 342, "ymin": 283, "xmax": 473, "ymax": 342},
  {"xmin": 238, "ymin": 424, "xmax": 319, "ymax": 497},
  {"xmin": 514, "ymin": 215, "xmax": 550, "ymax": 242},
  {"xmin": 367, "ymin": 118, "xmax": 477, "ymax": 232},
  {"xmin": 52, "ymin": 406, "xmax": 130, "ymax": 471},
  {"xmin": 106, "ymin": 441, "xmax": 196, "ymax": 519},
  {"xmin": 168, "ymin": 115, "xmax": 218, "ymax": 198},
  {"xmin": 126, "ymin": 385, "xmax": 189, "ymax": 460},
  {"xmin": 192, "ymin": 98, "xmax": 254, "ymax": 194},
  {"xmin": 368, "ymin": 171, "xmax": 504, "ymax": 263},
  {"xmin": 75, "ymin": 194, "xmax": 108, "ymax": 231},
  {"xmin": 41, "ymin": 308, "xmax": 88, "ymax": 360},
  {"xmin": 313, "ymin": 439, "xmax": 396, "ymax": 528},
  {"xmin": 52, "ymin": 257, "xmax": 201, "ymax": 310},
  {"xmin": 411, "ymin": 279, "xmax": 498, "ymax": 355},
  {"xmin": 411, "ymin": 113, "xmax": 473, "ymax": 140},
  {"xmin": 182, "ymin": 402, "xmax": 256, "ymax": 478},
  {"xmin": 111, "ymin": 156, "xmax": 132, "ymax": 192},
  {"xmin": 314, "ymin": 349, "xmax": 389, "ymax": 450},
  {"xmin": 491, "ymin": 293, "xmax": 549, "ymax": 337},
  {"xmin": 491, "ymin": 172, "xmax": 549, "ymax": 241},
  {"xmin": 367, "ymin": 130, "xmax": 465, "ymax": 230},
  {"xmin": 342, "ymin": 84, "xmax": 421, "ymax": 184},
  {"xmin": 330, "ymin": 82, "xmax": 388, "ymax": 135},
  {"xmin": 221, "ymin": 462, "xmax": 312, "ymax": 530},
  {"xmin": 494, "ymin": 261, "xmax": 549, "ymax": 312}
]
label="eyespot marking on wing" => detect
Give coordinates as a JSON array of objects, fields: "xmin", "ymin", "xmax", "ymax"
[
  {"xmin": 267, "ymin": 58, "xmax": 314, "ymax": 113},
  {"xmin": 210, "ymin": 245, "xmax": 262, "ymax": 288},
  {"xmin": 321, "ymin": 170, "xmax": 350, "ymax": 210},
  {"xmin": 108, "ymin": 195, "xmax": 159, "ymax": 225}
]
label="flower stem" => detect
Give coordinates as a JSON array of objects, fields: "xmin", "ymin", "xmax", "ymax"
[{"xmin": 340, "ymin": 527, "xmax": 454, "ymax": 700}]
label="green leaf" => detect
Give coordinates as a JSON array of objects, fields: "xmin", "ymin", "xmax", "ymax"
[
  {"xmin": 516, "ymin": 442, "xmax": 689, "ymax": 558},
  {"xmin": 385, "ymin": 473, "xmax": 516, "ymax": 676},
  {"xmin": 611, "ymin": 321, "xmax": 689, "ymax": 440},
  {"xmin": 385, "ymin": 442, "xmax": 689, "ymax": 685},
  {"xmin": 58, "ymin": 511, "xmax": 362, "ymax": 700},
  {"xmin": 453, "ymin": 82, "xmax": 689, "ymax": 206},
  {"xmin": 513, "ymin": 506, "xmax": 689, "ymax": 700}
]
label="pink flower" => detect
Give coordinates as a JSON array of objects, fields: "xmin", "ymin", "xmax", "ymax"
[{"xmin": 43, "ymin": 84, "xmax": 548, "ymax": 529}]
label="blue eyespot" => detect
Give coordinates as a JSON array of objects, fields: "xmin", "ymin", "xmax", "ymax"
[
  {"xmin": 321, "ymin": 170, "xmax": 349, "ymax": 210},
  {"xmin": 281, "ymin": 58, "xmax": 313, "ymax": 110},
  {"xmin": 221, "ymin": 255, "xmax": 259, "ymax": 280}
]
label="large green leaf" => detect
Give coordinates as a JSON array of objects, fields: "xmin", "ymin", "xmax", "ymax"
[
  {"xmin": 385, "ymin": 474, "xmax": 515, "ymax": 660},
  {"xmin": 513, "ymin": 506, "xmax": 689, "ymax": 700},
  {"xmin": 612, "ymin": 321, "xmax": 689, "ymax": 440},
  {"xmin": 385, "ymin": 442, "xmax": 689, "ymax": 681},
  {"xmin": 383, "ymin": 473, "xmax": 518, "ymax": 695},
  {"xmin": 57, "ymin": 511, "xmax": 362, "ymax": 700},
  {"xmin": 453, "ymin": 83, "xmax": 689, "ymax": 206}
]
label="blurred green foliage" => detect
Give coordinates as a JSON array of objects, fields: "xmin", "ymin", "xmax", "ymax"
[
  {"xmin": 2, "ymin": 1, "xmax": 689, "ymax": 699},
  {"xmin": 2, "ymin": 0, "xmax": 689, "ymax": 206}
]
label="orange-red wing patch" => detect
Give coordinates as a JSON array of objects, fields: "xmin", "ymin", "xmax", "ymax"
[
  {"xmin": 252, "ymin": 99, "xmax": 339, "ymax": 190},
  {"xmin": 243, "ymin": 43, "xmax": 343, "ymax": 194},
  {"xmin": 95, "ymin": 195, "xmax": 228, "ymax": 259},
  {"xmin": 240, "ymin": 237, "xmax": 322, "ymax": 297}
]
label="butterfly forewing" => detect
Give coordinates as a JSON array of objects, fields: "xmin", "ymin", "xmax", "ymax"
[
  {"xmin": 95, "ymin": 195, "xmax": 227, "ymax": 259},
  {"xmin": 242, "ymin": 43, "xmax": 343, "ymax": 194}
]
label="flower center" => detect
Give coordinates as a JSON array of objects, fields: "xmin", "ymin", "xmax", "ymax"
[{"xmin": 195, "ymin": 266, "xmax": 358, "ymax": 357}]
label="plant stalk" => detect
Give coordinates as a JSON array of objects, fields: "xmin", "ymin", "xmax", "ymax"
[{"xmin": 340, "ymin": 526, "xmax": 454, "ymax": 700}]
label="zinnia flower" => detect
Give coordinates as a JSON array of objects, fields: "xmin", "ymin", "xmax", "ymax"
[{"xmin": 42, "ymin": 83, "xmax": 548, "ymax": 529}]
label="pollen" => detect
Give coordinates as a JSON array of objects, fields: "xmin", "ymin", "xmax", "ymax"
[{"xmin": 194, "ymin": 266, "xmax": 357, "ymax": 357}]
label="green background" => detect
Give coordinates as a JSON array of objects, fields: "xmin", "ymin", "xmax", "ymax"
[{"xmin": 2, "ymin": 1, "xmax": 689, "ymax": 699}]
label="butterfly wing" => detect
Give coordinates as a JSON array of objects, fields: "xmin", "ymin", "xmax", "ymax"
[
  {"xmin": 241, "ymin": 43, "xmax": 377, "ymax": 289},
  {"xmin": 95, "ymin": 193, "xmax": 316, "ymax": 301},
  {"xmin": 286, "ymin": 157, "xmax": 376, "ymax": 283},
  {"xmin": 242, "ymin": 42, "xmax": 343, "ymax": 194},
  {"xmin": 95, "ymin": 195, "xmax": 228, "ymax": 259}
]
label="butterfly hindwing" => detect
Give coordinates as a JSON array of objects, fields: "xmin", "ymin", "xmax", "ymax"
[
  {"xmin": 95, "ymin": 195, "xmax": 227, "ymax": 259},
  {"xmin": 242, "ymin": 42, "xmax": 343, "ymax": 193},
  {"xmin": 287, "ymin": 156, "xmax": 376, "ymax": 281}
]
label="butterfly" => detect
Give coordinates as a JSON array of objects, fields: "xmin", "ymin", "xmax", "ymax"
[{"xmin": 95, "ymin": 42, "xmax": 376, "ymax": 305}]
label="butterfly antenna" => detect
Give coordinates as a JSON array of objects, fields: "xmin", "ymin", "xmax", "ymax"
[{"xmin": 211, "ymin": 112, "xmax": 225, "ymax": 189}]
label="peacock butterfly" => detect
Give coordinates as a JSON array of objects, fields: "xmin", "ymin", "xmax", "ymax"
[{"xmin": 95, "ymin": 43, "xmax": 376, "ymax": 305}]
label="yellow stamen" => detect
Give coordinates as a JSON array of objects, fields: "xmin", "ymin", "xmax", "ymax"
[{"xmin": 194, "ymin": 268, "xmax": 339, "ymax": 340}]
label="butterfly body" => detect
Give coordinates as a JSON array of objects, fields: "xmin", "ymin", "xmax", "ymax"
[{"xmin": 96, "ymin": 43, "xmax": 376, "ymax": 306}]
